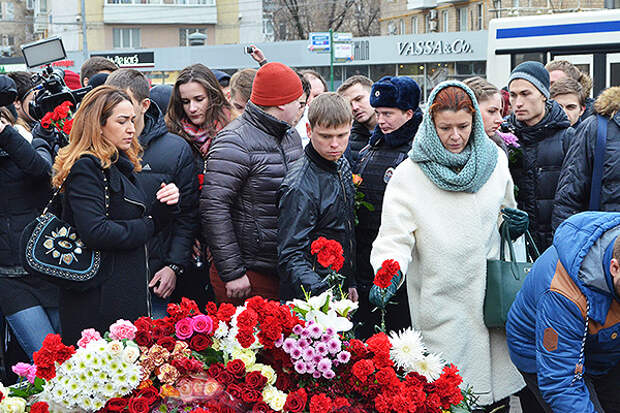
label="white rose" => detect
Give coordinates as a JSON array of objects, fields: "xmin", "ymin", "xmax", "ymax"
[
  {"xmin": 249, "ymin": 363, "xmax": 277, "ymax": 385},
  {"xmin": 230, "ymin": 348, "xmax": 256, "ymax": 369},
  {"xmin": 106, "ymin": 340, "xmax": 123, "ymax": 356},
  {"xmin": 0, "ymin": 397, "xmax": 27, "ymax": 413},
  {"xmin": 268, "ymin": 389, "xmax": 287, "ymax": 411},
  {"xmin": 122, "ymin": 346, "xmax": 140, "ymax": 364}
]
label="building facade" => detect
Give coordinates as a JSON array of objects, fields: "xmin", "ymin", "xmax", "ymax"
[
  {"xmin": 380, "ymin": 0, "xmax": 608, "ymax": 36},
  {"xmin": 0, "ymin": 0, "xmax": 35, "ymax": 57}
]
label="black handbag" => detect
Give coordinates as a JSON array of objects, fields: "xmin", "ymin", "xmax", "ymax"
[
  {"xmin": 19, "ymin": 166, "xmax": 110, "ymax": 289},
  {"xmin": 484, "ymin": 224, "xmax": 540, "ymax": 328}
]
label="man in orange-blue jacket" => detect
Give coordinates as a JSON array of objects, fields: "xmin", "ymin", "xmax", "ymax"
[{"xmin": 506, "ymin": 211, "xmax": 620, "ymax": 413}]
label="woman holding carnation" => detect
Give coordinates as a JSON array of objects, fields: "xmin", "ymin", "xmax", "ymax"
[
  {"xmin": 52, "ymin": 86, "xmax": 179, "ymax": 344},
  {"xmin": 165, "ymin": 64, "xmax": 236, "ymax": 307},
  {"xmin": 370, "ymin": 81, "xmax": 527, "ymax": 411}
]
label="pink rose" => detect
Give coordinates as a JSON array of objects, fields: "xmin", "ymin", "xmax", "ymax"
[
  {"xmin": 191, "ymin": 315, "xmax": 214, "ymax": 334},
  {"xmin": 175, "ymin": 317, "xmax": 193, "ymax": 340},
  {"xmin": 12, "ymin": 362, "xmax": 37, "ymax": 384},
  {"xmin": 109, "ymin": 319, "xmax": 137, "ymax": 340},
  {"xmin": 77, "ymin": 328, "xmax": 102, "ymax": 348}
]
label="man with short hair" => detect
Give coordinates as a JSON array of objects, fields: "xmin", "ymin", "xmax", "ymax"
[
  {"xmin": 546, "ymin": 59, "xmax": 595, "ymax": 120},
  {"xmin": 106, "ymin": 69, "xmax": 198, "ymax": 317},
  {"xmin": 507, "ymin": 211, "xmax": 620, "ymax": 413},
  {"xmin": 553, "ymin": 86, "xmax": 620, "ymax": 229},
  {"xmin": 337, "ymin": 75, "xmax": 377, "ymax": 162},
  {"xmin": 7, "ymin": 71, "xmax": 36, "ymax": 131},
  {"xmin": 296, "ymin": 70, "xmax": 328, "ymax": 146},
  {"xmin": 80, "ymin": 57, "xmax": 118, "ymax": 87},
  {"xmin": 505, "ymin": 61, "xmax": 574, "ymax": 251},
  {"xmin": 277, "ymin": 92, "xmax": 357, "ymax": 301},
  {"xmin": 550, "ymin": 77, "xmax": 585, "ymax": 127},
  {"xmin": 201, "ymin": 62, "xmax": 304, "ymax": 304}
]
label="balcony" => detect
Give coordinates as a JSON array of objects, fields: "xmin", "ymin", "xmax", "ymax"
[
  {"xmin": 407, "ymin": 0, "xmax": 437, "ymax": 9},
  {"xmin": 436, "ymin": 0, "xmax": 468, "ymax": 4},
  {"xmin": 104, "ymin": 0, "xmax": 217, "ymax": 25}
]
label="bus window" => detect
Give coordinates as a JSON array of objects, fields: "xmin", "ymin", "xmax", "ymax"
[
  {"xmin": 611, "ymin": 63, "xmax": 620, "ymax": 87},
  {"xmin": 512, "ymin": 52, "xmax": 545, "ymax": 70}
]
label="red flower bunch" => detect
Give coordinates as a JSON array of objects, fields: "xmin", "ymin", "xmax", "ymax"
[
  {"xmin": 133, "ymin": 316, "xmax": 175, "ymax": 347},
  {"xmin": 32, "ymin": 334, "xmax": 75, "ymax": 380},
  {"xmin": 311, "ymin": 237, "xmax": 344, "ymax": 272},
  {"xmin": 235, "ymin": 296, "xmax": 303, "ymax": 349},
  {"xmin": 30, "ymin": 402, "xmax": 50, "ymax": 413},
  {"xmin": 100, "ymin": 384, "xmax": 161, "ymax": 413},
  {"xmin": 374, "ymin": 259, "xmax": 400, "ymax": 289},
  {"xmin": 203, "ymin": 359, "xmax": 270, "ymax": 412},
  {"xmin": 40, "ymin": 101, "xmax": 74, "ymax": 135}
]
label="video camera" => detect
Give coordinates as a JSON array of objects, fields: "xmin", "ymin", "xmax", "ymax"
[{"xmin": 21, "ymin": 37, "xmax": 91, "ymax": 120}]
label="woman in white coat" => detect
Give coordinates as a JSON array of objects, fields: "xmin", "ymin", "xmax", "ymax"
[{"xmin": 370, "ymin": 81, "xmax": 526, "ymax": 411}]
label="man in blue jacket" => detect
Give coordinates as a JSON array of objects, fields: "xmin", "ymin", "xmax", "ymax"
[{"xmin": 506, "ymin": 211, "xmax": 620, "ymax": 413}]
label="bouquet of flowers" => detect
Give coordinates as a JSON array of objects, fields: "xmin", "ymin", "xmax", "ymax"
[{"xmin": 40, "ymin": 101, "xmax": 74, "ymax": 138}]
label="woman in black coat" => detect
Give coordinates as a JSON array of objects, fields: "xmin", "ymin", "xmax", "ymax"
[{"xmin": 52, "ymin": 86, "xmax": 179, "ymax": 344}]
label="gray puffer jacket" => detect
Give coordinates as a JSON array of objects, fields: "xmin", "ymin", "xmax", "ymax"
[{"xmin": 200, "ymin": 102, "xmax": 303, "ymax": 283}]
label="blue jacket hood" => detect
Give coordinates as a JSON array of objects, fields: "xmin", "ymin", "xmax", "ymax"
[{"xmin": 553, "ymin": 211, "xmax": 620, "ymax": 323}]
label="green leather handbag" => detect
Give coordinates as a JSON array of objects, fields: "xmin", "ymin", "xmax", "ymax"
[{"xmin": 484, "ymin": 224, "xmax": 540, "ymax": 328}]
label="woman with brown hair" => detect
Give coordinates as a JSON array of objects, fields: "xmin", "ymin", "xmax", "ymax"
[
  {"xmin": 370, "ymin": 81, "xmax": 528, "ymax": 411},
  {"xmin": 165, "ymin": 64, "xmax": 236, "ymax": 304},
  {"xmin": 53, "ymin": 85, "xmax": 178, "ymax": 343}
]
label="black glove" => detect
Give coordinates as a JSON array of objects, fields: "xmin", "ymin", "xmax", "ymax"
[{"xmin": 501, "ymin": 207, "xmax": 529, "ymax": 240}]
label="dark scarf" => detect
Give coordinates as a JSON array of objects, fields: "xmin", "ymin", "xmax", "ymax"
[{"xmin": 369, "ymin": 108, "xmax": 423, "ymax": 148}]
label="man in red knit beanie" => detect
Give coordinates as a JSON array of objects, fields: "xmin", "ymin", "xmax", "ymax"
[{"xmin": 201, "ymin": 62, "xmax": 305, "ymax": 304}]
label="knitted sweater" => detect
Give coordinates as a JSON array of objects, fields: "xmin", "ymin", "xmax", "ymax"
[{"xmin": 370, "ymin": 151, "xmax": 524, "ymax": 405}]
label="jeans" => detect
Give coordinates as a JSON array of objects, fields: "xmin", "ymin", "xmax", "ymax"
[
  {"xmin": 520, "ymin": 363, "xmax": 620, "ymax": 413},
  {"xmin": 5, "ymin": 306, "xmax": 60, "ymax": 361}
]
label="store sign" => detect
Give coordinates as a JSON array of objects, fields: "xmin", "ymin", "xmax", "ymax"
[
  {"xmin": 51, "ymin": 60, "xmax": 75, "ymax": 68},
  {"xmin": 90, "ymin": 52, "xmax": 155, "ymax": 68},
  {"xmin": 398, "ymin": 39, "xmax": 473, "ymax": 56}
]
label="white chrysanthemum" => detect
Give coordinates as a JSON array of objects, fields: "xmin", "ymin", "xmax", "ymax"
[
  {"xmin": 214, "ymin": 320, "xmax": 229, "ymax": 338},
  {"xmin": 413, "ymin": 353, "xmax": 444, "ymax": 382},
  {"xmin": 389, "ymin": 328, "xmax": 426, "ymax": 372}
]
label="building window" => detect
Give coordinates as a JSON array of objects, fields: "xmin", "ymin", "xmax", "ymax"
[
  {"xmin": 2, "ymin": 34, "xmax": 14, "ymax": 46},
  {"xmin": 441, "ymin": 10, "xmax": 449, "ymax": 32},
  {"xmin": 263, "ymin": 17, "xmax": 274, "ymax": 36},
  {"xmin": 399, "ymin": 19, "xmax": 405, "ymax": 34},
  {"xmin": 387, "ymin": 21, "xmax": 397, "ymax": 35},
  {"xmin": 2, "ymin": 2, "xmax": 15, "ymax": 20},
  {"xmin": 39, "ymin": 0, "xmax": 47, "ymax": 12},
  {"xmin": 425, "ymin": 13, "xmax": 431, "ymax": 33},
  {"xmin": 477, "ymin": 3, "xmax": 484, "ymax": 30},
  {"xmin": 113, "ymin": 28, "xmax": 140, "ymax": 48},
  {"xmin": 458, "ymin": 7, "xmax": 468, "ymax": 31},
  {"xmin": 411, "ymin": 16, "xmax": 418, "ymax": 34},
  {"xmin": 179, "ymin": 28, "xmax": 206, "ymax": 46}
]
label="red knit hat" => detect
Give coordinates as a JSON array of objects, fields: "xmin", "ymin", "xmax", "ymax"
[
  {"xmin": 63, "ymin": 70, "xmax": 82, "ymax": 90},
  {"xmin": 250, "ymin": 62, "xmax": 303, "ymax": 106}
]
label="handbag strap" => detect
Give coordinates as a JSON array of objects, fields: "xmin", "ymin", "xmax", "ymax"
[
  {"xmin": 589, "ymin": 115, "xmax": 608, "ymax": 211},
  {"xmin": 42, "ymin": 166, "xmax": 110, "ymax": 216}
]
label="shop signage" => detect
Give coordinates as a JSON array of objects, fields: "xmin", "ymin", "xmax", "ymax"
[
  {"xmin": 51, "ymin": 60, "xmax": 75, "ymax": 68},
  {"xmin": 397, "ymin": 39, "xmax": 473, "ymax": 56},
  {"xmin": 90, "ymin": 51, "xmax": 155, "ymax": 68}
]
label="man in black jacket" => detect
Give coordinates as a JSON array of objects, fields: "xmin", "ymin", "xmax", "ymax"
[
  {"xmin": 106, "ymin": 69, "xmax": 198, "ymax": 318},
  {"xmin": 278, "ymin": 93, "xmax": 357, "ymax": 301},
  {"xmin": 337, "ymin": 75, "xmax": 377, "ymax": 163},
  {"xmin": 553, "ymin": 86, "xmax": 620, "ymax": 229},
  {"xmin": 505, "ymin": 61, "xmax": 574, "ymax": 251},
  {"xmin": 201, "ymin": 62, "xmax": 304, "ymax": 304}
]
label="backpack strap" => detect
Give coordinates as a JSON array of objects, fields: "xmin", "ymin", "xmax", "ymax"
[{"xmin": 589, "ymin": 115, "xmax": 609, "ymax": 211}]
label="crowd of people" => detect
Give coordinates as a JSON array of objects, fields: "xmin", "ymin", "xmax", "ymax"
[{"xmin": 0, "ymin": 46, "xmax": 619, "ymax": 412}]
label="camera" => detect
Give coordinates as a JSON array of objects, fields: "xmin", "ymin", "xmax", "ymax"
[
  {"xmin": 244, "ymin": 45, "xmax": 254, "ymax": 54},
  {"xmin": 20, "ymin": 37, "xmax": 92, "ymax": 120}
]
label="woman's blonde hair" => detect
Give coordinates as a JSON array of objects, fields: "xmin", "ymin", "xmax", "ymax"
[{"xmin": 52, "ymin": 85, "xmax": 142, "ymax": 189}]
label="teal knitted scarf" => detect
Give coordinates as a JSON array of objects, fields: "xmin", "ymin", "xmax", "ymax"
[{"xmin": 409, "ymin": 81, "xmax": 498, "ymax": 193}]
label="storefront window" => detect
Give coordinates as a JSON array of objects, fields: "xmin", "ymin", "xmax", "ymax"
[
  {"xmin": 345, "ymin": 65, "xmax": 369, "ymax": 79},
  {"xmin": 370, "ymin": 64, "xmax": 396, "ymax": 81}
]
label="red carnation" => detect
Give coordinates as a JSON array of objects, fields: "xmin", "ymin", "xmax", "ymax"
[
  {"xmin": 105, "ymin": 397, "xmax": 129, "ymax": 412},
  {"xmin": 309, "ymin": 394, "xmax": 333, "ymax": 413},
  {"xmin": 40, "ymin": 112, "xmax": 53, "ymax": 129},
  {"xmin": 205, "ymin": 302, "xmax": 218, "ymax": 315},
  {"xmin": 128, "ymin": 397, "xmax": 150, "ymax": 413},
  {"xmin": 374, "ymin": 259, "xmax": 400, "ymax": 289},
  {"xmin": 226, "ymin": 359, "xmax": 246, "ymax": 378},
  {"xmin": 352, "ymin": 359, "xmax": 375, "ymax": 382},
  {"xmin": 311, "ymin": 237, "xmax": 345, "ymax": 272},
  {"xmin": 62, "ymin": 118, "xmax": 73, "ymax": 135},
  {"xmin": 284, "ymin": 388, "xmax": 307, "ymax": 413},
  {"xmin": 30, "ymin": 402, "xmax": 50, "ymax": 413},
  {"xmin": 217, "ymin": 303, "xmax": 236, "ymax": 322}
]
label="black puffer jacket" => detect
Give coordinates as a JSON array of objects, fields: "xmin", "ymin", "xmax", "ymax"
[
  {"xmin": 0, "ymin": 125, "xmax": 51, "ymax": 267},
  {"xmin": 506, "ymin": 100, "xmax": 574, "ymax": 251},
  {"xmin": 348, "ymin": 120, "xmax": 371, "ymax": 163},
  {"xmin": 200, "ymin": 102, "xmax": 303, "ymax": 283},
  {"xmin": 354, "ymin": 112, "xmax": 421, "ymax": 288},
  {"xmin": 277, "ymin": 144, "xmax": 356, "ymax": 300},
  {"xmin": 60, "ymin": 153, "xmax": 156, "ymax": 344},
  {"xmin": 135, "ymin": 103, "xmax": 198, "ymax": 273},
  {"xmin": 553, "ymin": 87, "xmax": 620, "ymax": 230}
]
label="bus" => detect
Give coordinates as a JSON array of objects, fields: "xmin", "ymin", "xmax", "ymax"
[{"xmin": 486, "ymin": 10, "xmax": 620, "ymax": 97}]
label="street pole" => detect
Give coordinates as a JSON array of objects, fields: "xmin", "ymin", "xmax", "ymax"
[
  {"xmin": 329, "ymin": 28, "xmax": 334, "ymax": 91},
  {"xmin": 81, "ymin": 0, "xmax": 88, "ymax": 61}
]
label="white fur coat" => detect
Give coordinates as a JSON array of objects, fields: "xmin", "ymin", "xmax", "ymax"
[{"xmin": 370, "ymin": 151, "xmax": 524, "ymax": 405}]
